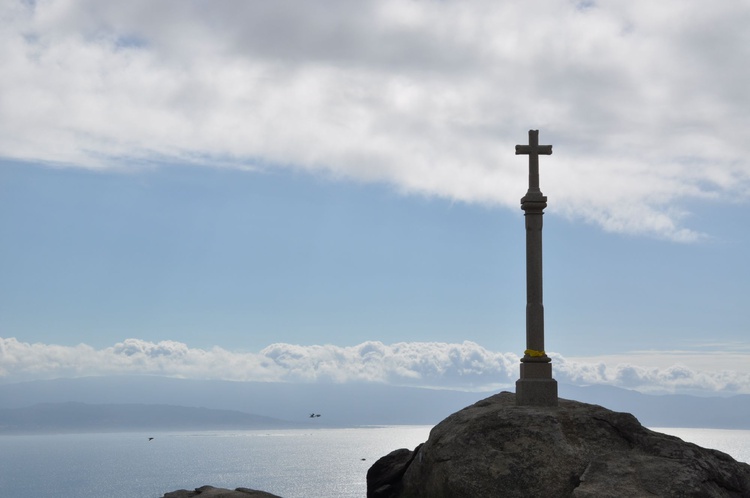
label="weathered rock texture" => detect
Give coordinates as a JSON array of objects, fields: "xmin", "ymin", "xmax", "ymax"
[
  {"xmin": 162, "ymin": 485, "xmax": 282, "ymax": 498},
  {"xmin": 367, "ymin": 392, "xmax": 750, "ymax": 498}
]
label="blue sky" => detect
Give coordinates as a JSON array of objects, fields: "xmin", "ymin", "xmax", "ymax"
[{"xmin": 1, "ymin": 0, "xmax": 749, "ymax": 394}]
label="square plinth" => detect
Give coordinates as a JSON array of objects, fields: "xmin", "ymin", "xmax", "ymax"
[
  {"xmin": 516, "ymin": 378, "xmax": 558, "ymax": 407},
  {"xmin": 519, "ymin": 361, "xmax": 553, "ymax": 379}
]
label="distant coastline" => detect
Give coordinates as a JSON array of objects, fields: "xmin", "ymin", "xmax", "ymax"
[
  {"xmin": 0, "ymin": 402, "xmax": 317, "ymax": 435},
  {"xmin": 1, "ymin": 375, "xmax": 750, "ymax": 431}
]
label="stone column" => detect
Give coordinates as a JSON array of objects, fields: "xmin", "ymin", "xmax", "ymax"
[{"xmin": 515, "ymin": 130, "xmax": 558, "ymax": 407}]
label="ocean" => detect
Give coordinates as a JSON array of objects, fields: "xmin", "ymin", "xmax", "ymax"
[{"xmin": 1, "ymin": 426, "xmax": 748, "ymax": 498}]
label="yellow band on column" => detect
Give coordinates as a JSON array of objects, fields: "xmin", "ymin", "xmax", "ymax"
[{"xmin": 524, "ymin": 349, "xmax": 546, "ymax": 357}]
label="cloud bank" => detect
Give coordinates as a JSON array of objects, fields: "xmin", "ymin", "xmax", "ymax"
[
  {"xmin": 2, "ymin": 337, "xmax": 749, "ymax": 395},
  {"xmin": 2, "ymin": 1, "xmax": 750, "ymax": 240}
]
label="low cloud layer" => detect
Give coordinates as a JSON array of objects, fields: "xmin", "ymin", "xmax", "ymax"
[
  {"xmin": 2, "ymin": 1, "xmax": 750, "ymax": 240},
  {"xmin": 2, "ymin": 337, "xmax": 749, "ymax": 395}
]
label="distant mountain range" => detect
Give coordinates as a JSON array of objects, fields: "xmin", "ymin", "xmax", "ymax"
[
  {"xmin": 0, "ymin": 376, "xmax": 749, "ymax": 433},
  {"xmin": 0, "ymin": 402, "xmax": 300, "ymax": 434}
]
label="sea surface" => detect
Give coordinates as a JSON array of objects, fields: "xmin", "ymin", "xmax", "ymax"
[{"xmin": 1, "ymin": 426, "xmax": 748, "ymax": 498}]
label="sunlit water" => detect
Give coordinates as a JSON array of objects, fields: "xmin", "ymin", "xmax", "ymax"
[
  {"xmin": 0, "ymin": 426, "xmax": 431, "ymax": 498},
  {"xmin": 651, "ymin": 427, "xmax": 750, "ymax": 464},
  {"xmin": 1, "ymin": 426, "xmax": 748, "ymax": 497}
]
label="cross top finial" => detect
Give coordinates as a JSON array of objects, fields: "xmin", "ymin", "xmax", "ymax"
[{"xmin": 515, "ymin": 130, "xmax": 552, "ymax": 193}]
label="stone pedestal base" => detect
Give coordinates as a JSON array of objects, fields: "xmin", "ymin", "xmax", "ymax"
[{"xmin": 516, "ymin": 378, "xmax": 558, "ymax": 406}]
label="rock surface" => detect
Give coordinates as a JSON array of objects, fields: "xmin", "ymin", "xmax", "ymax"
[
  {"xmin": 367, "ymin": 392, "xmax": 750, "ymax": 498},
  {"xmin": 162, "ymin": 485, "xmax": 282, "ymax": 498}
]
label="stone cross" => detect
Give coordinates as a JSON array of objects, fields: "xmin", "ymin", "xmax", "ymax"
[{"xmin": 514, "ymin": 130, "xmax": 558, "ymax": 407}]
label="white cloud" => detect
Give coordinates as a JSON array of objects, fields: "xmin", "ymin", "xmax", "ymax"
[
  {"xmin": 1, "ymin": 0, "xmax": 750, "ymax": 241},
  {"xmin": 2, "ymin": 337, "xmax": 749, "ymax": 395}
]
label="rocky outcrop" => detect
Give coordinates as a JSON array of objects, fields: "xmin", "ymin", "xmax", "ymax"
[
  {"xmin": 367, "ymin": 392, "xmax": 750, "ymax": 498},
  {"xmin": 162, "ymin": 485, "xmax": 282, "ymax": 498}
]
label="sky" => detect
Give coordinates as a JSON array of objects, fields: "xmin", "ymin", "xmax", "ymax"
[{"xmin": 1, "ymin": 0, "xmax": 750, "ymax": 395}]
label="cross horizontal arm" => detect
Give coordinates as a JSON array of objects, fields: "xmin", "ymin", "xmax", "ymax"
[{"xmin": 515, "ymin": 145, "xmax": 552, "ymax": 155}]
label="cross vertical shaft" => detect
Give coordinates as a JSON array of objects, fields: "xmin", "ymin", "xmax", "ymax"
[
  {"xmin": 514, "ymin": 129, "xmax": 558, "ymax": 407},
  {"xmin": 515, "ymin": 129, "xmax": 547, "ymax": 193}
]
